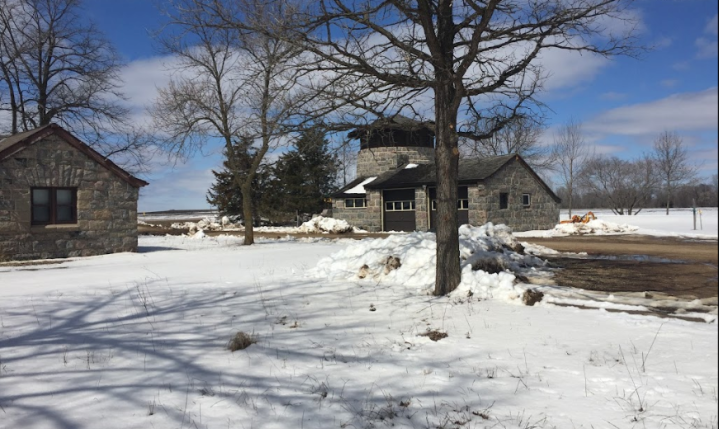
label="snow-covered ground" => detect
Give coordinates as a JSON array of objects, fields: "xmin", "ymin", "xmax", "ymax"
[
  {"xmin": 516, "ymin": 208, "xmax": 718, "ymax": 239},
  {"xmin": 0, "ymin": 210, "xmax": 717, "ymax": 428}
]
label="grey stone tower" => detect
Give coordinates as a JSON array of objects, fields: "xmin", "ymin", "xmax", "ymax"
[{"xmin": 351, "ymin": 117, "xmax": 435, "ymax": 177}]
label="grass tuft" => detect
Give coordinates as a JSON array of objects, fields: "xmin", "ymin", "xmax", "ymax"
[
  {"xmin": 227, "ymin": 331, "xmax": 258, "ymax": 352},
  {"xmin": 420, "ymin": 329, "xmax": 448, "ymax": 342}
]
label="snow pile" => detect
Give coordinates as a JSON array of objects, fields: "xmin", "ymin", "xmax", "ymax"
[
  {"xmin": 551, "ymin": 219, "xmax": 639, "ymax": 236},
  {"xmin": 297, "ymin": 216, "xmax": 355, "ymax": 234},
  {"xmin": 312, "ymin": 223, "xmax": 548, "ymax": 302},
  {"xmin": 171, "ymin": 216, "xmax": 242, "ymax": 233}
]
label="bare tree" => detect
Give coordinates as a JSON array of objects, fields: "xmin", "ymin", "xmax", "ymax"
[
  {"xmin": 461, "ymin": 115, "xmax": 553, "ymax": 172},
  {"xmin": 0, "ymin": 0, "xmax": 152, "ymax": 172},
  {"xmin": 203, "ymin": 0, "xmax": 638, "ymax": 294},
  {"xmin": 0, "ymin": 0, "xmax": 23, "ymax": 134},
  {"xmin": 652, "ymin": 131, "xmax": 697, "ymax": 214},
  {"xmin": 579, "ymin": 154, "xmax": 658, "ymax": 215},
  {"xmin": 153, "ymin": 1, "xmax": 309, "ymax": 245},
  {"xmin": 0, "ymin": 0, "xmax": 126, "ymax": 136},
  {"xmin": 553, "ymin": 119, "xmax": 593, "ymax": 219}
]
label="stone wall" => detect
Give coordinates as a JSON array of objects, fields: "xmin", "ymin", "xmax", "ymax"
[
  {"xmin": 415, "ymin": 187, "xmax": 429, "ymax": 231},
  {"xmin": 468, "ymin": 185, "xmax": 488, "ymax": 226},
  {"xmin": 0, "ymin": 135, "xmax": 140, "ymax": 261},
  {"xmin": 331, "ymin": 190, "xmax": 382, "ymax": 232},
  {"xmin": 476, "ymin": 160, "xmax": 559, "ymax": 231},
  {"xmin": 356, "ymin": 147, "xmax": 435, "ymax": 177}
]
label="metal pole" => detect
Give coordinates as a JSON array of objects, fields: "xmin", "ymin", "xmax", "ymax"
[{"xmin": 692, "ymin": 199, "xmax": 697, "ymax": 230}]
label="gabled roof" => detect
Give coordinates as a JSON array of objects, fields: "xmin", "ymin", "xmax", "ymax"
[
  {"xmin": 332, "ymin": 176, "xmax": 374, "ymax": 198},
  {"xmin": 334, "ymin": 154, "xmax": 560, "ymax": 203},
  {"xmin": 0, "ymin": 123, "xmax": 148, "ymax": 188},
  {"xmin": 365, "ymin": 154, "xmax": 518, "ymax": 189}
]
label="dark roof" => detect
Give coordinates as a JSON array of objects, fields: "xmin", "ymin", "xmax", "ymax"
[
  {"xmin": 0, "ymin": 123, "xmax": 148, "ymax": 188},
  {"xmin": 332, "ymin": 154, "xmax": 560, "ymax": 203},
  {"xmin": 364, "ymin": 154, "xmax": 560, "ymax": 202},
  {"xmin": 365, "ymin": 154, "xmax": 517, "ymax": 189},
  {"xmin": 347, "ymin": 115, "xmax": 434, "ymax": 139}
]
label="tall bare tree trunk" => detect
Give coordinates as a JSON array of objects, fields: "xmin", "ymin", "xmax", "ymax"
[
  {"xmin": 241, "ymin": 182, "xmax": 255, "ymax": 245},
  {"xmin": 433, "ymin": 99, "xmax": 461, "ymax": 294},
  {"xmin": 432, "ymin": 3, "xmax": 461, "ymax": 295}
]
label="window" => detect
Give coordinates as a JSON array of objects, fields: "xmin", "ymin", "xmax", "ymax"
[
  {"xmin": 522, "ymin": 193, "xmax": 531, "ymax": 207},
  {"xmin": 499, "ymin": 192, "xmax": 509, "ymax": 210},
  {"xmin": 31, "ymin": 188, "xmax": 77, "ymax": 225},
  {"xmin": 385, "ymin": 200, "xmax": 415, "ymax": 211},
  {"xmin": 431, "ymin": 199, "xmax": 469, "ymax": 210},
  {"xmin": 345, "ymin": 198, "xmax": 367, "ymax": 208}
]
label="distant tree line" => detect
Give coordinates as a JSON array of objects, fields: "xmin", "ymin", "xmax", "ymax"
[
  {"xmin": 558, "ymin": 179, "xmax": 718, "ymax": 212},
  {"xmin": 552, "ymin": 131, "xmax": 714, "ymax": 213}
]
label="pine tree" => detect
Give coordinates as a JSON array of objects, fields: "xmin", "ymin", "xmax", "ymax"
[
  {"xmin": 206, "ymin": 137, "xmax": 271, "ymax": 224},
  {"xmin": 271, "ymin": 128, "xmax": 339, "ymax": 215}
]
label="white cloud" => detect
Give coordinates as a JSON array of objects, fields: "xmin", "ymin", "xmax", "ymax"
[
  {"xmin": 599, "ymin": 91, "xmax": 627, "ymax": 101},
  {"xmin": 538, "ymin": 49, "xmax": 611, "ymax": 91},
  {"xmin": 586, "ymin": 87, "xmax": 718, "ymax": 136},
  {"xmin": 119, "ymin": 55, "xmax": 179, "ymax": 110},
  {"xmin": 695, "ymin": 38, "xmax": 718, "ymax": 59},
  {"xmin": 660, "ymin": 79, "xmax": 679, "ymax": 88},
  {"xmin": 705, "ymin": 15, "xmax": 718, "ymax": 37},
  {"xmin": 696, "ymin": 15, "xmax": 718, "ymax": 58}
]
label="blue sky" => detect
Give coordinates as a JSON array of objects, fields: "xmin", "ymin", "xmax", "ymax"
[{"xmin": 80, "ymin": 0, "xmax": 718, "ymax": 212}]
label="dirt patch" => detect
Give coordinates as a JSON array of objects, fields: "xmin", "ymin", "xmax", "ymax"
[
  {"xmin": 547, "ymin": 257, "xmax": 717, "ymax": 300},
  {"xmin": 525, "ymin": 235, "xmax": 718, "ymax": 301}
]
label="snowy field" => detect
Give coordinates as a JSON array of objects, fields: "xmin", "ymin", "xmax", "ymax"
[
  {"xmin": 0, "ymin": 210, "xmax": 717, "ymax": 428},
  {"xmin": 517, "ymin": 208, "xmax": 718, "ymax": 239}
]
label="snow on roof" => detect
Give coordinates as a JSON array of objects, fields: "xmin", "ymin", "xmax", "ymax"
[
  {"xmin": 404, "ymin": 163, "xmax": 418, "ymax": 169},
  {"xmin": 344, "ymin": 176, "xmax": 377, "ymax": 194}
]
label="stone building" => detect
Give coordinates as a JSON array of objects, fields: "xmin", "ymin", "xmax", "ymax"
[
  {"xmin": 0, "ymin": 124, "xmax": 148, "ymax": 261},
  {"xmin": 331, "ymin": 118, "xmax": 560, "ymax": 232}
]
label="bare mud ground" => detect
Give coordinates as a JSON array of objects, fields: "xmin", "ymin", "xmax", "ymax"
[{"xmin": 524, "ymin": 235, "xmax": 718, "ymax": 301}]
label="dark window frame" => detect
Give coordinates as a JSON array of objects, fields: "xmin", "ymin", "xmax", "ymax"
[
  {"xmin": 431, "ymin": 199, "xmax": 469, "ymax": 210},
  {"xmin": 499, "ymin": 192, "xmax": 509, "ymax": 210},
  {"xmin": 522, "ymin": 193, "xmax": 531, "ymax": 207},
  {"xmin": 31, "ymin": 187, "xmax": 78, "ymax": 225},
  {"xmin": 345, "ymin": 198, "xmax": 367, "ymax": 208},
  {"xmin": 385, "ymin": 200, "xmax": 416, "ymax": 212}
]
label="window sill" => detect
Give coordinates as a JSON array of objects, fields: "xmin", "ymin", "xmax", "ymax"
[{"xmin": 31, "ymin": 224, "xmax": 80, "ymax": 233}]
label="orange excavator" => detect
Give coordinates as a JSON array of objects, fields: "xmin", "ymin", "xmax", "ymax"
[{"xmin": 559, "ymin": 211, "xmax": 597, "ymax": 224}]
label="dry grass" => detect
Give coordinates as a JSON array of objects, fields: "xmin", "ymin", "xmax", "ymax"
[
  {"xmin": 227, "ymin": 331, "xmax": 258, "ymax": 352},
  {"xmin": 420, "ymin": 329, "xmax": 448, "ymax": 342}
]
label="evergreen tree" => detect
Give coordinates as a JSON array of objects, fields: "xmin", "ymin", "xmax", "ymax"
[
  {"xmin": 206, "ymin": 137, "xmax": 271, "ymax": 224},
  {"xmin": 271, "ymin": 128, "xmax": 339, "ymax": 215}
]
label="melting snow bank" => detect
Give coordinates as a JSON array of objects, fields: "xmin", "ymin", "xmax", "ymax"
[
  {"xmin": 297, "ymin": 216, "xmax": 356, "ymax": 233},
  {"xmin": 517, "ymin": 219, "xmax": 639, "ymax": 237},
  {"xmin": 311, "ymin": 223, "xmax": 551, "ymax": 303},
  {"xmin": 171, "ymin": 216, "xmax": 366, "ymax": 237}
]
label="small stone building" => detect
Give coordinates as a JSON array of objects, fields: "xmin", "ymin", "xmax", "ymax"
[
  {"xmin": 332, "ymin": 118, "xmax": 560, "ymax": 232},
  {"xmin": 0, "ymin": 124, "xmax": 148, "ymax": 261}
]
